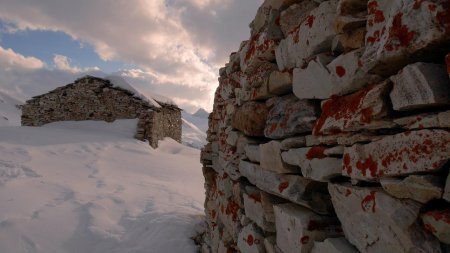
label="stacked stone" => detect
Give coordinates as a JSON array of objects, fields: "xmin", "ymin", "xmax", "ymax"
[
  {"xmin": 21, "ymin": 76, "xmax": 182, "ymax": 148},
  {"xmin": 200, "ymin": 0, "xmax": 450, "ymax": 252}
]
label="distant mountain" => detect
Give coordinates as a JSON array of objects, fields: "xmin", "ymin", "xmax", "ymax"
[
  {"xmin": 192, "ymin": 108, "xmax": 210, "ymax": 119},
  {"xmin": 181, "ymin": 111, "xmax": 208, "ymax": 149},
  {"xmin": 0, "ymin": 91, "xmax": 22, "ymax": 126}
]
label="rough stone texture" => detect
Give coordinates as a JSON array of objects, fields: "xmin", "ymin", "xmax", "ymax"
[
  {"xmin": 200, "ymin": 0, "xmax": 450, "ymax": 251},
  {"xmin": 260, "ymin": 141, "xmax": 298, "ymax": 174},
  {"xmin": 390, "ymin": 62, "xmax": 450, "ymax": 111},
  {"xmin": 327, "ymin": 48, "xmax": 382, "ymax": 97},
  {"xmin": 275, "ymin": 0, "xmax": 339, "ymax": 71},
  {"xmin": 293, "ymin": 54, "xmax": 334, "ymax": 99},
  {"xmin": 280, "ymin": 136, "xmax": 306, "ymax": 150},
  {"xmin": 313, "ymin": 82, "xmax": 390, "ymax": 136},
  {"xmin": 445, "ymin": 173, "xmax": 450, "ymax": 202},
  {"xmin": 279, "ymin": 1, "xmax": 319, "ymax": 36},
  {"xmin": 267, "ymin": 70, "xmax": 292, "ymax": 95},
  {"xmin": 245, "ymin": 144, "xmax": 261, "ymax": 163},
  {"xmin": 232, "ymin": 102, "xmax": 269, "ymax": 137},
  {"xmin": 329, "ymin": 184, "xmax": 441, "ymax": 253},
  {"xmin": 274, "ymin": 203, "xmax": 342, "ymax": 253},
  {"xmin": 362, "ymin": 0, "xmax": 450, "ymax": 75},
  {"xmin": 422, "ymin": 209, "xmax": 450, "ymax": 244},
  {"xmin": 21, "ymin": 76, "xmax": 181, "ymax": 148},
  {"xmin": 380, "ymin": 175, "xmax": 443, "ymax": 204},
  {"xmin": 311, "ymin": 237, "xmax": 359, "ymax": 253},
  {"xmin": 239, "ymin": 160, "xmax": 332, "ymax": 214},
  {"xmin": 264, "ymin": 95, "xmax": 319, "ymax": 139},
  {"xmin": 243, "ymin": 187, "xmax": 284, "ymax": 232},
  {"xmin": 237, "ymin": 223, "xmax": 266, "ymax": 253},
  {"xmin": 282, "ymin": 147, "xmax": 343, "ymax": 182},
  {"xmin": 343, "ymin": 129, "xmax": 450, "ymax": 180}
]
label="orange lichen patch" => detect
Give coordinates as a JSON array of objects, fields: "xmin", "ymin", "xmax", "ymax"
[
  {"xmin": 278, "ymin": 181, "xmax": 289, "ymax": 193},
  {"xmin": 246, "ymin": 234, "xmax": 254, "ymax": 246},
  {"xmin": 225, "ymin": 199, "xmax": 240, "ymax": 221},
  {"xmin": 414, "ymin": 0, "xmax": 425, "ymax": 9},
  {"xmin": 211, "ymin": 209, "xmax": 217, "ymax": 219},
  {"xmin": 356, "ymin": 155, "xmax": 378, "ymax": 177},
  {"xmin": 368, "ymin": 1, "xmax": 385, "ymax": 25},
  {"xmin": 345, "ymin": 189, "xmax": 352, "ymax": 197},
  {"xmin": 436, "ymin": 3, "xmax": 450, "ymax": 33},
  {"xmin": 335, "ymin": 66, "xmax": 346, "ymax": 77},
  {"xmin": 306, "ymin": 15, "xmax": 315, "ymax": 28},
  {"xmin": 343, "ymin": 153, "xmax": 352, "ymax": 175},
  {"xmin": 361, "ymin": 191, "xmax": 377, "ymax": 213},
  {"xmin": 248, "ymin": 193, "xmax": 261, "ymax": 203},
  {"xmin": 306, "ymin": 146, "xmax": 327, "ymax": 160},
  {"xmin": 423, "ymin": 209, "xmax": 450, "ymax": 234},
  {"xmin": 313, "ymin": 85, "xmax": 376, "ymax": 135},
  {"xmin": 384, "ymin": 13, "xmax": 416, "ymax": 51},
  {"xmin": 360, "ymin": 107, "xmax": 374, "ymax": 124},
  {"xmin": 300, "ymin": 236, "xmax": 310, "ymax": 244}
]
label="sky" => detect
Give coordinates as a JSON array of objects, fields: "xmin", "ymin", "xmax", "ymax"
[{"xmin": 0, "ymin": 0, "xmax": 262, "ymax": 113}]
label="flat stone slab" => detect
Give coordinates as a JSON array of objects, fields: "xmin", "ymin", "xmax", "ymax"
[
  {"xmin": 343, "ymin": 129, "xmax": 450, "ymax": 180},
  {"xmin": 264, "ymin": 95, "xmax": 319, "ymax": 139},
  {"xmin": 268, "ymin": 70, "xmax": 292, "ymax": 95},
  {"xmin": 232, "ymin": 102, "xmax": 269, "ymax": 137},
  {"xmin": 260, "ymin": 140, "xmax": 298, "ymax": 173},
  {"xmin": 293, "ymin": 54, "xmax": 334, "ymax": 99},
  {"xmin": 327, "ymin": 48, "xmax": 382, "ymax": 96},
  {"xmin": 274, "ymin": 203, "xmax": 342, "ymax": 253},
  {"xmin": 313, "ymin": 82, "xmax": 390, "ymax": 136},
  {"xmin": 311, "ymin": 237, "xmax": 359, "ymax": 253},
  {"xmin": 329, "ymin": 184, "xmax": 441, "ymax": 253},
  {"xmin": 380, "ymin": 175, "xmax": 443, "ymax": 204},
  {"xmin": 237, "ymin": 223, "xmax": 266, "ymax": 253},
  {"xmin": 279, "ymin": 1, "xmax": 319, "ymax": 36},
  {"xmin": 239, "ymin": 160, "xmax": 332, "ymax": 214},
  {"xmin": 275, "ymin": 0, "xmax": 339, "ymax": 71},
  {"xmin": 240, "ymin": 31, "xmax": 279, "ymax": 74},
  {"xmin": 362, "ymin": 0, "xmax": 450, "ymax": 75},
  {"xmin": 390, "ymin": 62, "xmax": 450, "ymax": 111},
  {"xmin": 245, "ymin": 144, "xmax": 261, "ymax": 163},
  {"xmin": 422, "ymin": 209, "xmax": 450, "ymax": 244}
]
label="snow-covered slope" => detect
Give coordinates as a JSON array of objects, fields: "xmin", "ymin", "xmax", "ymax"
[
  {"xmin": 0, "ymin": 120, "xmax": 205, "ymax": 253},
  {"xmin": 0, "ymin": 91, "xmax": 22, "ymax": 126},
  {"xmin": 181, "ymin": 111, "xmax": 208, "ymax": 149}
]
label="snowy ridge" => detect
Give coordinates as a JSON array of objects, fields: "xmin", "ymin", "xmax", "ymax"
[{"xmin": 106, "ymin": 75, "xmax": 175, "ymax": 108}]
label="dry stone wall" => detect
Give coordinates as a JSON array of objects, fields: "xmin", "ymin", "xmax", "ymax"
[
  {"xmin": 200, "ymin": 0, "xmax": 450, "ymax": 252},
  {"xmin": 21, "ymin": 76, "xmax": 181, "ymax": 148}
]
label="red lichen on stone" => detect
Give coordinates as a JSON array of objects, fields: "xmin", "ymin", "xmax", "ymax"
[
  {"xmin": 278, "ymin": 181, "xmax": 289, "ymax": 193},
  {"xmin": 384, "ymin": 13, "xmax": 416, "ymax": 51},
  {"xmin": 248, "ymin": 193, "xmax": 261, "ymax": 203},
  {"xmin": 361, "ymin": 191, "xmax": 377, "ymax": 213},
  {"xmin": 414, "ymin": 0, "xmax": 425, "ymax": 9},
  {"xmin": 360, "ymin": 107, "xmax": 374, "ymax": 124},
  {"xmin": 356, "ymin": 155, "xmax": 378, "ymax": 177},
  {"xmin": 436, "ymin": 3, "xmax": 450, "ymax": 33},
  {"xmin": 246, "ymin": 234, "xmax": 254, "ymax": 246},
  {"xmin": 306, "ymin": 15, "xmax": 315, "ymax": 28},
  {"xmin": 368, "ymin": 1, "xmax": 385, "ymax": 24},
  {"xmin": 345, "ymin": 189, "xmax": 352, "ymax": 197},
  {"xmin": 300, "ymin": 236, "xmax": 310, "ymax": 244},
  {"xmin": 335, "ymin": 66, "xmax": 346, "ymax": 77},
  {"xmin": 428, "ymin": 3, "xmax": 437, "ymax": 12},
  {"xmin": 313, "ymin": 85, "xmax": 375, "ymax": 136},
  {"xmin": 225, "ymin": 199, "xmax": 240, "ymax": 221},
  {"xmin": 306, "ymin": 146, "xmax": 327, "ymax": 160},
  {"xmin": 343, "ymin": 154, "xmax": 352, "ymax": 175},
  {"xmin": 423, "ymin": 209, "xmax": 450, "ymax": 234}
]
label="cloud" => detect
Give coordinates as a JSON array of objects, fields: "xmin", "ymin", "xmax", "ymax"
[
  {"xmin": 53, "ymin": 54, "xmax": 100, "ymax": 73},
  {"xmin": 0, "ymin": 0, "xmax": 262, "ymax": 111},
  {"xmin": 0, "ymin": 46, "xmax": 45, "ymax": 70}
]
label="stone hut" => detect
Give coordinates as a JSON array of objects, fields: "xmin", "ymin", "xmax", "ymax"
[{"xmin": 21, "ymin": 75, "xmax": 182, "ymax": 148}]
